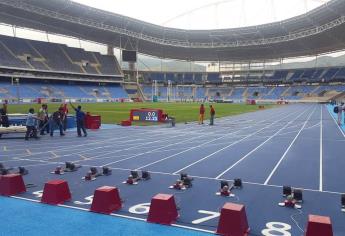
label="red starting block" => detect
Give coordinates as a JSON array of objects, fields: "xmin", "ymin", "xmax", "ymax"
[
  {"xmin": 41, "ymin": 180, "xmax": 71, "ymax": 205},
  {"xmin": 121, "ymin": 120, "xmax": 132, "ymax": 126},
  {"xmin": 0, "ymin": 174, "xmax": 26, "ymax": 196},
  {"xmin": 305, "ymin": 215, "xmax": 333, "ymax": 236},
  {"xmin": 90, "ymin": 186, "xmax": 122, "ymax": 214},
  {"xmin": 147, "ymin": 193, "xmax": 178, "ymax": 225},
  {"xmin": 216, "ymin": 202, "xmax": 250, "ymax": 236}
]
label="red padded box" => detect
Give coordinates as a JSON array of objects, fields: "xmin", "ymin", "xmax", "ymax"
[{"xmin": 90, "ymin": 186, "xmax": 122, "ymax": 214}]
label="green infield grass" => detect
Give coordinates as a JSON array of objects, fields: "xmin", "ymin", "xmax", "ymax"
[{"xmin": 6, "ymin": 102, "xmax": 273, "ymax": 124}]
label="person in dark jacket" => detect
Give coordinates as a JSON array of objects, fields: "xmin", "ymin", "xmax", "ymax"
[
  {"xmin": 50, "ymin": 107, "xmax": 65, "ymax": 137},
  {"xmin": 38, "ymin": 104, "xmax": 49, "ymax": 135},
  {"xmin": 0, "ymin": 102, "xmax": 9, "ymax": 127},
  {"xmin": 70, "ymin": 102, "xmax": 87, "ymax": 137}
]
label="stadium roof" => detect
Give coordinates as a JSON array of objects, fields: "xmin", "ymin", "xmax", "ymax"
[{"xmin": 0, "ymin": 0, "xmax": 345, "ymax": 61}]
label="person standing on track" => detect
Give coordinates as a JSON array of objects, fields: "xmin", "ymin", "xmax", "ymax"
[
  {"xmin": 25, "ymin": 108, "xmax": 40, "ymax": 140},
  {"xmin": 209, "ymin": 105, "xmax": 215, "ymax": 125},
  {"xmin": 60, "ymin": 103, "xmax": 69, "ymax": 131},
  {"xmin": 69, "ymin": 102, "xmax": 87, "ymax": 137},
  {"xmin": 38, "ymin": 104, "xmax": 49, "ymax": 135},
  {"xmin": 0, "ymin": 102, "xmax": 9, "ymax": 128},
  {"xmin": 337, "ymin": 102, "xmax": 344, "ymax": 126},
  {"xmin": 198, "ymin": 104, "xmax": 205, "ymax": 125},
  {"xmin": 50, "ymin": 107, "xmax": 65, "ymax": 137}
]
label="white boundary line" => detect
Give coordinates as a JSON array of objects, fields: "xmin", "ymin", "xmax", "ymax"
[
  {"xmin": 320, "ymin": 105, "xmax": 323, "ymax": 191},
  {"xmin": 9, "ymin": 196, "xmax": 214, "ymax": 234},
  {"xmin": 214, "ymin": 106, "xmax": 310, "ymax": 179},
  {"xmin": 7, "ymin": 159, "xmax": 345, "ymax": 196},
  {"xmin": 263, "ymin": 105, "xmax": 317, "ymax": 185}
]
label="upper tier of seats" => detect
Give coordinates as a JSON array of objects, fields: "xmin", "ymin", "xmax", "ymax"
[
  {"xmin": 141, "ymin": 84, "xmax": 345, "ymax": 101},
  {"xmin": 0, "ymin": 35, "xmax": 121, "ymax": 76},
  {"xmin": 0, "ymin": 81, "xmax": 128, "ymax": 99},
  {"xmin": 141, "ymin": 66, "xmax": 345, "ymax": 84}
]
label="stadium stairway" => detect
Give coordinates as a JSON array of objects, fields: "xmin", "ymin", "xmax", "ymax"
[
  {"xmin": 281, "ymin": 87, "xmax": 291, "ymax": 97},
  {"xmin": 311, "ymin": 86, "xmax": 321, "ymax": 95},
  {"xmin": 228, "ymin": 88, "xmax": 234, "ymax": 97},
  {"xmin": 266, "ymin": 87, "xmax": 275, "ymax": 97},
  {"xmin": 78, "ymin": 86, "xmax": 96, "ymax": 99},
  {"xmin": 26, "ymin": 41, "xmax": 52, "ymax": 70}
]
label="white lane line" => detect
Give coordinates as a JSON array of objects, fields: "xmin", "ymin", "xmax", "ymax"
[
  {"xmin": 130, "ymin": 109, "xmax": 292, "ymax": 170},
  {"xmin": 135, "ymin": 111, "xmax": 288, "ymax": 171},
  {"xmin": 105, "ymin": 118, "xmax": 269, "ymax": 167},
  {"xmin": 214, "ymin": 106, "xmax": 310, "ymax": 179},
  {"xmin": 171, "ymin": 108, "xmax": 301, "ymax": 175},
  {"xmin": 8, "ymin": 154, "xmax": 344, "ymax": 196},
  {"xmin": 102, "ymin": 132, "xmax": 214, "ymax": 166},
  {"xmin": 319, "ymin": 105, "xmax": 323, "ymax": 191},
  {"xmin": 263, "ymin": 105, "xmax": 317, "ymax": 185}
]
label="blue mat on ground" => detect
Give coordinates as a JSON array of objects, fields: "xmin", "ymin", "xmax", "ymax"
[{"xmin": 0, "ymin": 197, "xmax": 210, "ymax": 236}]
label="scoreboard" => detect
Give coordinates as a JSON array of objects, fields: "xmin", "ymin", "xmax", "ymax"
[{"xmin": 130, "ymin": 109, "xmax": 164, "ymax": 122}]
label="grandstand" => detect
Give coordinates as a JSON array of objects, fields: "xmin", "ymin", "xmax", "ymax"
[{"xmin": 2, "ymin": 0, "xmax": 345, "ymax": 236}]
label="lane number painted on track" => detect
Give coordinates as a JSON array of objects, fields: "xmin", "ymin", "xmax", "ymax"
[
  {"xmin": 128, "ymin": 203, "xmax": 151, "ymax": 214},
  {"xmin": 261, "ymin": 222, "xmax": 292, "ymax": 236},
  {"xmin": 32, "ymin": 190, "xmax": 43, "ymax": 198},
  {"xmin": 74, "ymin": 195, "xmax": 94, "ymax": 205},
  {"xmin": 32, "ymin": 194, "xmax": 293, "ymax": 236},
  {"xmin": 192, "ymin": 210, "xmax": 220, "ymax": 224}
]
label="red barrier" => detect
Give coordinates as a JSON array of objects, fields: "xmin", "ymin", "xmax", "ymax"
[
  {"xmin": 305, "ymin": 215, "xmax": 333, "ymax": 236},
  {"xmin": 85, "ymin": 113, "xmax": 101, "ymax": 129},
  {"xmin": 121, "ymin": 120, "xmax": 132, "ymax": 126},
  {"xmin": 216, "ymin": 202, "xmax": 250, "ymax": 236},
  {"xmin": 147, "ymin": 193, "xmax": 178, "ymax": 225},
  {"xmin": 41, "ymin": 180, "xmax": 71, "ymax": 205},
  {"xmin": 0, "ymin": 174, "xmax": 26, "ymax": 196},
  {"xmin": 90, "ymin": 186, "xmax": 122, "ymax": 214}
]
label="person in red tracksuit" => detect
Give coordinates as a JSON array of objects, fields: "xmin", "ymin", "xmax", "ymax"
[
  {"xmin": 60, "ymin": 103, "xmax": 69, "ymax": 131},
  {"xmin": 198, "ymin": 104, "xmax": 205, "ymax": 125},
  {"xmin": 209, "ymin": 105, "xmax": 215, "ymax": 125}
]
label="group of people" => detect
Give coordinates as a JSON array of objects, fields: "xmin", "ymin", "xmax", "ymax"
[
  {"xmin": 198, "ymin": 104, "xmax": 216, "ymax": 125},
  {"xmin": 0, "ymin": 102, "xmax": 9, "ymax": 128},
  {"xmin": 25, "ymin": 102, "xmax": 87, "ymax": 140}
]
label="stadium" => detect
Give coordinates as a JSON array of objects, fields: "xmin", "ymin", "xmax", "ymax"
[{"xmin": 0, "ymin": 0, "xmax": 345, "ymax": 235}]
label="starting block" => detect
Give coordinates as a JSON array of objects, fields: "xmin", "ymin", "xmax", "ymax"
[
  {"xmin": 17, "ymin": 167, "xmax": 28, "ymax": 175},
  {"xmin": 83, "ymin": 167, "xmax": 112, "ymax": 181},
  {"xmin": 51, "ymin": 166, "xmax": 64, "ymax": 175},
  {"xmin": 305, "ymin": 215, "xmax": 333, "ymax": 236},
  {"xmin": 147, "ymin": 194, "xmax": 179, "ymax": 225},
  {"xmin": 216, "ymin": 192, "xmax": 235, "ymax": 197},
  {"xmin": 90, "ymin": 186, "xmax": 122, "ymax": 214},
  {"xmin": 41, "ymin": 180, "xmax": 71, "ymax": 205},
  {"xmin": 51, "ymin": 162, "xmax": 81, "ymax": 175},
  {"xmin": 65, "ymin": 162, "xmax": 81, "ymax": 172},
  {"xmin": 0, "ymin": 163, "xmax": 13, "ymax": 175},
  {"xmin": 278, "ymin": 200, "xmax": 302, "ymax": 209},
  {"xmin": 0, "ymin": 174, "xmax": 26, "ymax": 196},
  {"xmin": 216, "ymin": 202, "xmax": 250, "ymax": 236}
]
